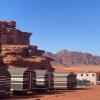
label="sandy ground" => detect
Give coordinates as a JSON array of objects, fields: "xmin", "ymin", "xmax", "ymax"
[
  {"xmin": 53, "ymin": 65, "xmax": 100, "ymax": 73},
  {"xmin": 5, "ymin": 85, "xmax": 100, "ymax": 100}
]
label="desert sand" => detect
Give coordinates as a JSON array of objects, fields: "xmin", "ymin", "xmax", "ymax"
[
  {"xmin": 53, "ymin": 65, "xmax": 100, "ymax": 73},
  {"xmin": 5, "ymin": 85, "xmax": 100, "ymax": 100}
]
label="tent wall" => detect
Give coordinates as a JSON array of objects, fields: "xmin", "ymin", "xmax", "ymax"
[
  {"xmin": 53, "ymin": 72, "xmax": 77, "ymax": 89},
  {"xmin": 0, "ymin": 67, "xmax": 10, "ymax": 97},
  {"xmin": 8, "ymin": 67, "xmax": 35, "ymax": 94}
]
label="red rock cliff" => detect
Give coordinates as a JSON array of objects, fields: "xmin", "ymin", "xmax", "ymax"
[{"xmin": 0, "ymin": 21, "xmax": 54, "ymax": 71}]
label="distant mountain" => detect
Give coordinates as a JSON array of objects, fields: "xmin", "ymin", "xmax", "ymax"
[{"xmin": 43, "ymin": 49, "xmax": 100, "ymax": 66}]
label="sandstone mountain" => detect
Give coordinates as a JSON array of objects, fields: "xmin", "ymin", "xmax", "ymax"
[{"xmin": 43, "ymin": 49, "xmax": 100, "ymax": 66}]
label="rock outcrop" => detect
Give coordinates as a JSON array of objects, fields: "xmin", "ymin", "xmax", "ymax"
[
  {"xmin": 0, "ymin": 21, "xmax": 31, "ymax": 45},
  {"xmin": 0, "ymin": 21, "xmax": 53, "ymax": 71}
]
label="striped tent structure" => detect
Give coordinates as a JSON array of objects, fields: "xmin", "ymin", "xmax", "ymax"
[
  {"xmin": 53, "ymin": 72, "xmax": 77, "ymax": 90},
  {"xmin": 34, "ymin": 70, "xmax": 53, "ymax": 91},
  {"xmin": 8, "ymin": 67, "xmax": 36, "ymax": 95}
]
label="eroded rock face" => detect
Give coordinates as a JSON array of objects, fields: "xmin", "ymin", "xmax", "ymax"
[
  {"xmin": 1, "ymin": 45, "xmax": 44, "ymax": 57},
  {"xmin": 0, "ymin": 21, "xmax": 16, "ymax": 29},
  {"xmin": 3, "ymin": 55, "xmax": 53, "ymax": 70},
  {"xmin": 0, "ymin": 21, "xmax": 53, "ymax": 71},
  {"xmin": 0, "ymin": 21, "xmax": 31, "ymax": 45}
]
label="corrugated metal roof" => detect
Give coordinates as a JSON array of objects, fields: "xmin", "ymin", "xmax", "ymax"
[{"xmin": 8, "ymin": 67, "xmax": 29, "ymax": 75}]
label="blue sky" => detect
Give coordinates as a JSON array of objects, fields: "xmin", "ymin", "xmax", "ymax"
[{"xmin": 0, "ymin": 0, "xmax": 100, "ymax": 55}]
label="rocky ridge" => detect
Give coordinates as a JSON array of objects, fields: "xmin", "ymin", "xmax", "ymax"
[{"xmin": 43, "ymin": 49, "xmax": 100, "ymax": 67}]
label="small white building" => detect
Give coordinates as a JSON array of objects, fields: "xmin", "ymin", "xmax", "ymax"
[{"xmin": 76, "ymin": 72, "xmax": 100, "ymax": 85}]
